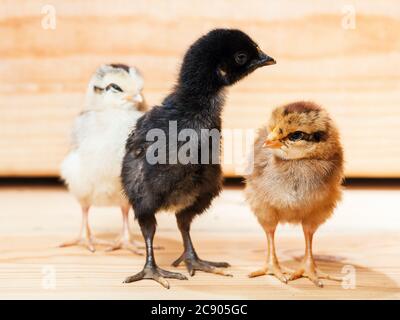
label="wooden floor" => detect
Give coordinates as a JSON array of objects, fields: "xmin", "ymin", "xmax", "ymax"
[{"xmin": 0, "ymin": 183, "xmax": 399, "ymax": 299}]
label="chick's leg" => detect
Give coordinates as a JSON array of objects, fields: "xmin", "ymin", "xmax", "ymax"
[
  {"xmin": 249, "ymin": 226, "xmax": 288, "ymax": 284},
  {"xmin": 289, "ymin": 225, "xmax": 342, "ymax": 287},
  {"xmin": 124, "ymin": 215, "xmax": 187, "ymax": 289},
  {"xmin": 105, "ymin": 205, "xmax": 144, "ymax": 255},
  {"xmin": 59, "ymin": 205, "xmax": 108, "ymax": 252},
  {"xmin": 173, "ymin": 210, "xmax": 231, "ymax": 277}
]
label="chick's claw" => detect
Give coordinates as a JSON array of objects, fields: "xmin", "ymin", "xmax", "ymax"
[
  {"xmin": 202, "ymin": 260, "xmax": 230, "ymax": 268},
  {"xmin": 316, "ymin": 270, "xmax": 343, "ymax": 282},
  {"xmin": 173, "ymin": 255, "xmax": 232, "ymax": 277},
  {"xmin": 124, "ymin": 265, "xmax": 188, "ymax": 289},
  {"xmin": 289, "ymin": 267, "xmax": 323, "ymax": 288},
  {"xmin": 289, "ymin": 264, "xmax": 342, "ymax": 288},
  {"xmin": 187, "ymin": 260, "xmax": 232, "ymax": 277},
  {"xmin": 249, "ymin": 264, "xmax": 288, "ymax": 284}
]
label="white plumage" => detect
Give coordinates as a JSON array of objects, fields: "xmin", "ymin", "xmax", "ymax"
[{"xmin": 60, "ymin": 64, "xmax": 146, "ymax": 253}]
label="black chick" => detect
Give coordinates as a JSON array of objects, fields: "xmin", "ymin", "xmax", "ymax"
[{"xmin": 121, "ymin": 28, "xmax": 276, "ymax": 288}]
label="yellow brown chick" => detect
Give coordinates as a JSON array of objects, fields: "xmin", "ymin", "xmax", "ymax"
[{"xmin": 245, "ymin": 101, "xmax": 344, "ymax": 287}]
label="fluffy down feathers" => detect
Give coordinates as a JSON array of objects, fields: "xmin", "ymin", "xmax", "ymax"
[
  {"xmin": 61, "ymin": 64, "xmax": 145, "ymax": 207},
  {"xmin": 121, "ymin": 29, "xmax": 275, "ymax": 219},
  {"xmin": 61, "ymin": 108, "xmax": 143, "ymax": 207},
  {"xmin": 245, "ymin": 101, "xmax": 344, "ymax": 229}
]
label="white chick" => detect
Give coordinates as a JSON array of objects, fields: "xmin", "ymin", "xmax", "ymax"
[{"xmin": 60, "ymin": 64, "xmax": 147, "ymax": 253}]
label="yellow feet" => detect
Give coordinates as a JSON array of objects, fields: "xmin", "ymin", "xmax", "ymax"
[
  {"xmin": 289, "ymin": 259, "xmax": 342, "ymax": 287},
  {"xmin": 249, "ymin": 263, "xmax": 291, "ymax": 284}
]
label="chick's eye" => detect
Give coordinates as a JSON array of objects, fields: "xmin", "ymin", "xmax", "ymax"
[
  {"xmin": 234, "ymin": 52, "xmax": 248, "ymax": 65},
  {"xmin": 106, "ymin": 83, "xmax": 123, "ymax": 92},
  {"xmin": 289, "ymin": 131, "xmax": 304, "ymax": 141}
]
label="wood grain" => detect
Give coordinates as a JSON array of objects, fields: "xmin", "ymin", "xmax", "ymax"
[
  {"xmin": 1, "ymin": 0, "xmax": 400, "ymax": 177},
  {"xmin": 0, "ymin": 185, "xmax": 399, "ymax": 299}
]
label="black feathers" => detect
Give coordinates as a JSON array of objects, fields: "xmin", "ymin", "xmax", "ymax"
[
  {"xmin": 176, "ymin": 29, "xmax": 275, "ymax": 98},
  {"xmin": 121, "ymin": 29, "xmax": 274, "ymax": 219},
  {"xmin": 120, "ymin": 29, "xmax": 275, "ymax": 287}
]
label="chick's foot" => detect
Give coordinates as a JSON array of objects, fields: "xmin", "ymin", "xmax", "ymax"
[
  {"xmin": 172, "ymin": 253, "xmax": 232, "ymax": 277},
  {"xmin": 289, "ymin": 259, "xmax": 342, "ymax": 287},
  {"xmin": 59, "ymin": 236, "xmax": 110, "ymax": 253},
  {"xmin": 123, "ymin": 264, "xmax": 188, "ymax": 289},
  {"xmin": 249, "ymin": 263, "xmax": 291, "ymax": 284},
  {"xmin": 105, "ymin": 238, "xmax": 145, "ymax": 255}
]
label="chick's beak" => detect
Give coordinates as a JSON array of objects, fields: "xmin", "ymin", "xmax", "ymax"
[
  {"xmin": 263, "ymin": 128, "xmax": 282, "ymax": 148},
  {"xmin": 263, "ymin": 139, "xmax": 283, "ymax": 149},
  {"xmin": 125, "ymin": 94, "xmax": 143, "ymax": 104},
  {"xmin": 133, "ymin": 94, "xmax": 143, "ymax": 104},
  {"xmin": 258, "ymin": 52, "xmax": 276, "ymax": 66},
  {"xmin": 250, "ymin": 48, "xmax": 276, "ymax": 69}
]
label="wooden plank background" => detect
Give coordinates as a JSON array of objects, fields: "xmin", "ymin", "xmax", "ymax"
[{"xmin": 1, "ymin": 0, "xmax": 400, "ymax": 177}]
